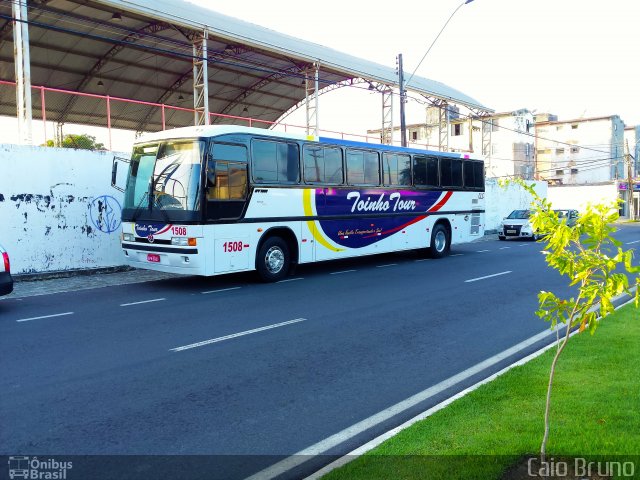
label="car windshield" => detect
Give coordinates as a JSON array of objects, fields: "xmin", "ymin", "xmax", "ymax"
[
  {"xmin": 122, "ymin": 139, "xmax": 204, "ymax": 222},
  {"xmin": 506, "ymin": 210, "xmax": 531, "ymax": 219},
  {"xmin": 554, "ymin": 209, "xmax": 569, "ymax": 218}
]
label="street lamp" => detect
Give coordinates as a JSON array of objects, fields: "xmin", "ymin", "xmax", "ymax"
[{"xmin": 399, "ymin": 0, "xmax": 475, "ymax": 146}]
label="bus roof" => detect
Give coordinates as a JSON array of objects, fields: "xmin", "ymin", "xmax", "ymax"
[
  {"xmin": 135, "ymin": 125, "xmax": 310, "ymax": 143},
  {"xmin": 135, "ymin": 125, "xmax": 478, "ymax": 159}
]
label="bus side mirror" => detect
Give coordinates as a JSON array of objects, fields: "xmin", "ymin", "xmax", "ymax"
[{"xmin": 111, "ymin": 156, "xmax": 130, "ymax": 192}]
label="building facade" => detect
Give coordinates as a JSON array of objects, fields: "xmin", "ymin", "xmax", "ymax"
[
  {"xmin": 367, "ymin": 108, "xmax": 536, "ymax": 180},
  {"xmin": 534, "ymin": 115, "xmax": 625, "ymax": 185}
]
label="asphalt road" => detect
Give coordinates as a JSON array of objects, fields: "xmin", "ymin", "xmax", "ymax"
[{"xmin": 1, "ymin": 225, "xmax": 638, "ymax": 480}]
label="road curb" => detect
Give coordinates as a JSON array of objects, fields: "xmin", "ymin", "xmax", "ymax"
[{"xmin": 304, "ymin": 290, "xmax": 638, "ymax": 480}]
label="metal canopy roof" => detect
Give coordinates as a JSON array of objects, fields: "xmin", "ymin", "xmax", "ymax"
[{"xmin": 0, "ymin": 0, "xmax": 491, "ymax": 133}]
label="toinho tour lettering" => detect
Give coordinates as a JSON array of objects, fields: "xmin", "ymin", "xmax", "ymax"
[{"xmin": 346, "ymin": 192, "xmax": 416, "ymax": 213}]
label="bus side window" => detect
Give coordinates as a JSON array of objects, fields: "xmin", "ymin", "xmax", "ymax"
[
  {"xmin": 347, "ymin": 149, "xmax": 379, "ymax": 185},
  {"xmin": 440, "ymin": 157, "xmax": 463, "ymax": 189},
  {"xmin": 383, "ymin": 153, "xmax": 411, "ymax": 186},
  {"xmin": 463, "ymin": 160, "xmax": 484, "ymax": 190},
  {"xmin": 252, "ymin": 139, "xmax": 299, "ymax": 184},
  {"xmin": 414, "ymin": 155, "xmax": 439, "ymax": 187},
  {"xmin": 304, "ymin": 145, "xmax": 343, "ymax": 184}
]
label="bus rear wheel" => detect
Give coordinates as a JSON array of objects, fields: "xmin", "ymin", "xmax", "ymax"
[
  {"xmin": 256, "ymin": 237, "xmax": 290, "ymax": 282},
  {"xmin": 430, "ymin": 223, "xmax": 450, "ymax": 258}
]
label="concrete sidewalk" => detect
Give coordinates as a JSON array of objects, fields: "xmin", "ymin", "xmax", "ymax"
[{"xmin": 7, "ymin": 268, "xmax": 178, "ymax": 299}]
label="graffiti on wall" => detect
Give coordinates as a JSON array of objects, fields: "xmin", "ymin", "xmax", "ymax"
[{"xmin": 89, "ymin": 195, "xmax": 122, "ymax": 234}]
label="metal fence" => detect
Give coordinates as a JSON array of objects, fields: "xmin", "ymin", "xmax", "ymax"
[{"xmin": 0, "ymin": 79, "xmax": 437, "ymax": 151}]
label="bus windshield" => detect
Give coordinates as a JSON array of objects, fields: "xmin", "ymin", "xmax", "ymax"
[{"xmin": 123, "ymin": 139, "xmax": 204, "ymax": 222}]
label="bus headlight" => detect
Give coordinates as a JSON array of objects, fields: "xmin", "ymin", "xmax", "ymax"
[
  {"xmin": 123, "ymin": 233, "xmax": 135, "ymax": 242},
  {"xmin": 172, "ymin": 237, "xmax": 197, "ymax": 246}
]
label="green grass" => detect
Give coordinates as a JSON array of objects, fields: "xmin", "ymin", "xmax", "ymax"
[{"xmin": 324, "ymin": 304, "xmax": 640, "ymax": 480}]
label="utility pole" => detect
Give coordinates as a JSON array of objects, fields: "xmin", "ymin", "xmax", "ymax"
[
  {"xmin": 397, "ymin": 54, "xmax": 407, "ymax": 147},
  {"xmin": 625, "ymin": 140, "xmax": 635, "ymax": 220}
]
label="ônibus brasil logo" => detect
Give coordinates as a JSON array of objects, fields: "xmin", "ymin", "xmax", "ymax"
[{"xmin": 8, "ymin": 456, "xmax": 73, "ymax": 479}]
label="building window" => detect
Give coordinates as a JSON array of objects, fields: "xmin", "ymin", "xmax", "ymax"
[
  {"xmin": 555, "ymin": 169, "xmax": 564, "ymax": 175},
  {"xmin": 571, "ymin": 124, "xmax": 578, "ymax": 129},
  {"xmin": 452, "ymin": 124, "xmax": 462, "ymax": 136},
  {"xmin": 570, "ymin": 146, "xmax": 579, "ymax": 153},
  {"xmin": 556, "ymin": 148, "xmax": 565, "ymax": 155},
  {"xmin": 538, "ymin": 149, "xmax": 551, "ymax": 155},
  {"xmin": 411, "ymin": 131, "xmax": 418, "ymax": 141},
  {"xmin": 571, "ymin": 168, "xmax": 578, "ymax": 174}
]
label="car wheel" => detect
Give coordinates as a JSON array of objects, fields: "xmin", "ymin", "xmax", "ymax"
[
  {"xmin": 430, "ymin": 223, "xmax": 450, "ymax": 258},
  {"xmin": 498, "ymin": 235, "xmax": 506, "ymax": 241},
  {"xmin": 256, "ymin": 237, "xmax": 290, "ymax": 282}
]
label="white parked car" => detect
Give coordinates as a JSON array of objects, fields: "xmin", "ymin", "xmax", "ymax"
[
  {"xmin": 498, "ymin": 209, "xmax": 541, "ymax": 241},
  {"xmin": 0, "ymin": 243, "xmax": 14, "ymax": 296}
]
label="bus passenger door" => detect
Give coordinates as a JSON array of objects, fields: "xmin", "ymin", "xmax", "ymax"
[{"xmin": 206, "ymin": 143, "xmax": 250, "ymax": 273}]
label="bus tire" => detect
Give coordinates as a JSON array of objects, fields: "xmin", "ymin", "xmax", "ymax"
[
  {"xmin": 430, "ymin": 223, "xmax": 450, "ymax": 259},
  {"xmin": 256, "ymin": 237, "xmax": 290, "ymax": 282}
]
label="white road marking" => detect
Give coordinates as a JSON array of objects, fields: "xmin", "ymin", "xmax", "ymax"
[
  {"xmin": 306, "ymin": 292, "xmax": 639, "ymax": 480},
  {"xmin": 248, "ymin": 324, "xmax": 568, "ymax": 480},
  {"xmin": 464, "ymin": 271, "xmax": 512, "ymax": 283},
  {"xmin": 519, "ymin": 243, "xmax": 529, "ymax": 247},
  {"xmin": 499, "ymin": 247, "xmax": 511, "ymax": 250},
  {"xmin": 413, "ymin": 259, "xmax": 430, "ymax": 262},
  {"xmin": 201, "ymin": 287, "xmax": 241, "ymax": 294},
  {"xmin": 330, "ymin": 270, "xmax": 357, "ymax": 275},
  {"xmin": 120, "ymin": 298, "xmax": 166, "ymax": 307},
  {"xmin": 627, "ymin": 240, "xmax": 640, "ymax": 245},
  {"xmin": 277, "ymin": 278, "xmax": 304, "ymax": 283},
  {"xmin": 170, "ymin": 318, "xmax": 307, "ymax": 352},
  {"xmin": 450, "ymin": 253, "xmax": 464, "ymax": 257},
  {"xmin": 476, "ymin": 249, "xmax": 490, "ymax": 253},
  {"xmin": 376, "ymin": 263, "xmax": 397, "ymax": 268},
  {"xmin": 16, "ymin": 312, "xmax": 74, "ymax": 323}
]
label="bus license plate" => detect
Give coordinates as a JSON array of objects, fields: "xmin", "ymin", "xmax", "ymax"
[{"xmin": 147, "ymin": 254, "xmax": 160, "ymax": 263}]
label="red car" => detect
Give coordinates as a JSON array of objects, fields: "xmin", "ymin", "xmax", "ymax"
[{"xmin": 0, "ymin": 243, "xmax": 14, "ymax": 296}]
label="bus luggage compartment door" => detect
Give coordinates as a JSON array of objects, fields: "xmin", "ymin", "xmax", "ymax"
[{"xmin": 214, "ymin": 237, "xmax": 250, "ymax": 273}]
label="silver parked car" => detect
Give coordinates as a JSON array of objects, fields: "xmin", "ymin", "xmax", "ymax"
[
  {"xmin": 498, "ymin": 209, "xmax": 579, "ymax": 241},
  {"xmin": 0, "ymin": 243, "xmax": 14, "ymax": 296},
  {"xmin": 554, "ymin": 209, "xmax": 579, "ymax": 227},
  {"xmin": 498, "ymin": 209, "xmax": 541, "ymax": 241}
]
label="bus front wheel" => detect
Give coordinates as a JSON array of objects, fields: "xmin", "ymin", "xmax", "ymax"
[
  {"xmin": 430, "ymin": 223, "xmax": 450, "ymax": 259},
  {"xmin": 256, "ymin": 237, "xmax": 290, "ymax": 282}
]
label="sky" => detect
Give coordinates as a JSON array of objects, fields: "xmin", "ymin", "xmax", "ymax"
[{"xmin": 190, "ymin": 0, "xmax": 640, "ymax": 134}]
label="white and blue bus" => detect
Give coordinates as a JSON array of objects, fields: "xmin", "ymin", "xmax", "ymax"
[{"xmin": 114, "ymin": 125, "xmax": 485, "ymax": 281}]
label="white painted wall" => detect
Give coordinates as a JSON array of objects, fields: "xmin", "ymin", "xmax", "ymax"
[
  {"xmin": 484, "ymin": 179, "xmax": 548, "ymax": 232},
  {"xmin": 0, "ymin": 144, "xmax": 126, "ymax": 274},
  {"xmin": 547, "ymin": 183, "xmax": 619, "ymax": 212}
]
